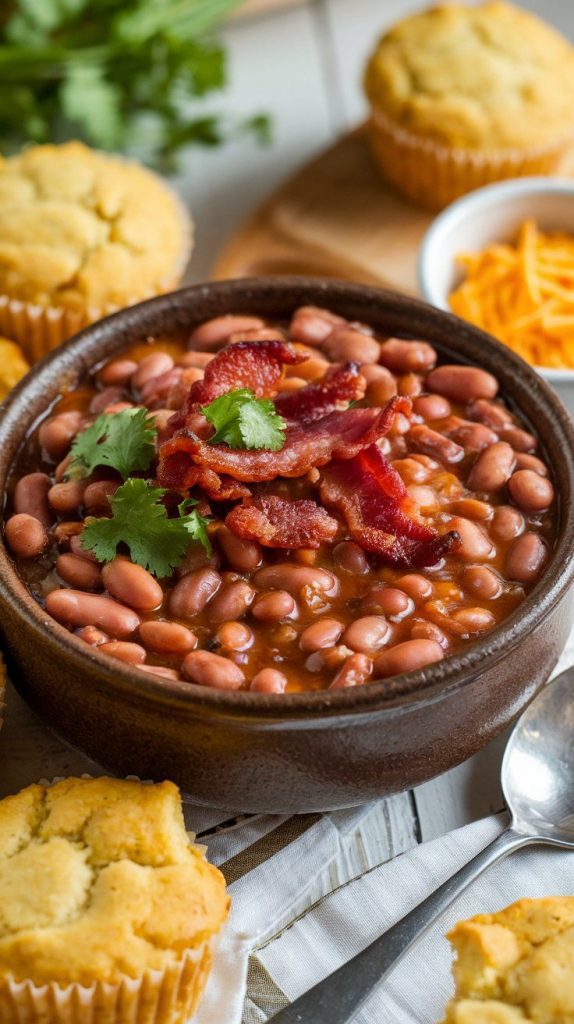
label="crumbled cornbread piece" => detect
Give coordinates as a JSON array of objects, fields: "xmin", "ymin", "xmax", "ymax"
[
  {"xmin": 442, "ymin": 897, "xmax": 574, "ymax": 1023},
  {"xmin": 0, "ymin": 777, "xmax": 229, "ymax": 986},
  {"xmin": 0, "ymin": 142, "xmax": 190, "ymax": 311},
  {"xmin": 0, "ymin": 339, "xmax": 29, "ymax": 400},
  {"xmin": 365, "ymin": 2, "xmax": 574, "ymax": 150}
]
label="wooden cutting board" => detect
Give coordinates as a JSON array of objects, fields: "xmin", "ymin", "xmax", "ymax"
[{"xmin": 212, "ymin": 125, "xmax": 574, "ymax": 294}]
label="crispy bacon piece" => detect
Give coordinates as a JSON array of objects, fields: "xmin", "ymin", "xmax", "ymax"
[
  {"xmin": 275, "ymin": 363, "xmax": 366, "ymax": 424},
  {"xmin": 157, "ymin": 436, "xmax": 250, "ymax": 500},
  {"xmin": 320, "ymin": 443, "xmax": 460, "ymax": 568},
  {"xmin": 226, "ymin": 496, "xmax": 338, "ymax": 549},
  {"xmin": 158, "ymin": 398, "xmax": 410, "ymax": 486}
]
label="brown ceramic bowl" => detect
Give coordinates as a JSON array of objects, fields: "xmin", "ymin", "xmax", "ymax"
[{"xmin": 1, "ymin": 278, "xmax": 573, "ymax": 812}]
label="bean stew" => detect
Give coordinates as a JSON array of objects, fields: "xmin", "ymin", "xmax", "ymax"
[{"xmin": 3, "ymin": 305, "xmax": 557, "ymax": 694}]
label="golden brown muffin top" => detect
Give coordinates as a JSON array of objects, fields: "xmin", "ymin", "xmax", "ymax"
[
  {"xmin": 364, "ymin": 2, "xmax": 574, "ymax": 150},
  {"xmin": 442, "ymin": 896, "xmax": 574, "ymax": 1022},
  {"xmin": 0, "ymin": 777, "xmax": 229, "ymax": 986},
  {"xmin": 0, "ymin": 142, "xmax": 191, "ymax": 311}
]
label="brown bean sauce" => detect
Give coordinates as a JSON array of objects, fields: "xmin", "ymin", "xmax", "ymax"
[{"xmin": 4, "ymin": 308, "xmax": 557, "ymax": 693}]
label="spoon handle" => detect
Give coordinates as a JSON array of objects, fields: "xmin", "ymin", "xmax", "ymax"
[{"xmin": 268, "ymin": 826, "xmax": 531, "ymax": 1024}]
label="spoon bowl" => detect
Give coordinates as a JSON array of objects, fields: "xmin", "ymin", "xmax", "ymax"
[{"xmin": 503, "ymin": 665, "xmax": 574, "ymax": 844}]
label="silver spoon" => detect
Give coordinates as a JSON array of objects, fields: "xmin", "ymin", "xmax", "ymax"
[{"xmin": 269, "ymin": 664, "xmax": 574, "ymax": 1024}]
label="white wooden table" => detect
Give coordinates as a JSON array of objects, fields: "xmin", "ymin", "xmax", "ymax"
[{"xmin": 1, "ymin": 0, "xmax": 572, "ymax": 953}]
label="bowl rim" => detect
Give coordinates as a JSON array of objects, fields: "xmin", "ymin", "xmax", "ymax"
[
  {"xmin": 1, "ymin": 275, "xmax": 574, "ymax": 721},
  {"xmin": 418, "ymin": 176, "xmax": 574, "ymax": 384}
]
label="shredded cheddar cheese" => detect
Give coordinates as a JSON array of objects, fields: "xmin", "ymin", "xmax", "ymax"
[{"xmin": 449, "ymin": 219, "xmax": 574, "ymax": 369}]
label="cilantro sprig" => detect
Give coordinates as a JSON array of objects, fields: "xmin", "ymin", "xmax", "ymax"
[
  {"xmin": 201, "ymin": 388, "xmax": 286, "ymax": 452},
  {"xmin": 67, "ymin": 408, "xmax": 157, "ymax": 481},
  {"xmin": 81, "ymin": 479, "xmax": 211, "ymax": 577}
]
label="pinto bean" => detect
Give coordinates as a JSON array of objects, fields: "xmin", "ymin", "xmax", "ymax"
[
  {"xmin": 100, "ymin": 641, "xmax": 147, "ymax": 664},
  {"xmin": 299, "ymin": 619, "xmax": 344, "ymax": 652},
  {"xmin": 229, "ymin": 327, "xmax": 286, "ymax": 344},
  {"xmin": 408, "ymin": 485, "xmax": 439, "ymax": 512},
  {"xmin": 250, "ymin": 668, "xmax": 288, "ymax": 693},
  {"xmin": 54, "ymin": 455, "xmax": 72, "ymax": 483},
  {"xmin": 48, "ymin": 479, "xmax": 86, "ymax": 514},
  {"xmin": 89, "ymin": 386, "xmax": 125, "ymax": 414},
  {"xmin": 251, "ymin": 590, "xmax": 296, "ymax": 623},
  {"xmin": 138, "ymin": 620, "xmax": 197, "ymax": 655},
  {"xmin": 408, "ymin": 425, "xmax": 464, "ymax": 464},
  {"xmin": 462, "ymin": 566, "xmax": 502, "ymax": 600},
  {"xmin": 373, "ymin": 639, "xmax": 444, "ymax": 678},
  {"xmin": 396, "ymin": 574, "xmax": 433, "ymax": 601},
  {"xmin": 216, "ymin": 621, "xmax": 253, "ymax": 651},
  {"xmin": 467, "ymin": 399, "xmax": 512, "ymax": 430},
  {"xmin": 329, "ymin": 652, "xmax": 373, "ymax": 689},
  {"xmin": 278, "ymin": 376, "xmax": 307, "ymax": 392},
  {"xmin": 56, "ymin": 553, "xmax": 101, "ymax": 591},
  {"xmin": 507, "ymin": 470, "xmax": 554, "ymax": 513},
  {"xmin": 14, "ymin": 472, "xmax": 53, "ymax": 526},
  {"xmin": 452, "ymin": 607, "xmax": 496, "ymax": 633},
  {"xmin": 368, "ymin": 586, "xmax": 413, "ymax": 620},
  {"xmin": 514, "ymin": 453, "xmax": 548, "ymax": 476},
  {"xmin": 361, "ymin": 364, "xmax": 391, "ymax": 384},
  {"xmin": 450, "ymin": 498, "xmax": 493, "ymax": 521},
  {"xmin": 427, "ymin": 365, "xmax": 498, "ymax": 403},
  {"xmin": 448, "ymin": 517, "xmax": 494, "ymax": 561},
  {"xmin": 467, "ymin": 442, "xmax": 516, "ymax": 492},
  {"xmin": 169, "ymin": 567, "xmax": 221, "ymax": 618},
  {"xmin": 333, "ymin": 541, "xmax": 370, "ymax": 574},
  {"xmin": 367, "ymin": 374, "xmax": 399, "ymax": 406},
  {"xmin": 182, "ymin": 649, "xmax": 244, "ymax": 690},
  {"xmin": 45, "ymin": 590, "xmax": 140, "ymax": 637},
  {"xmin": 5, "ymin": 513, "xmax": 48, "ymax": 558},
  {"xmin": 378, "ymin": 338, "xmax": 436, "ymax": 373},
  {"xmin": 412, "ymin": 394, "xmax": 451, "ymax": 421},
  {"xmin": 138, "ymin": 665, "xmax": 180, "ymax": 680},
  {"xmin": 208, "ymin": 580, "xmax": 254, "ymax": 623},
  {"xmin": 323, "ymin": 326, "xmax": 380, "ymax": 364},
  {"xmin": 254, "ymin": 564, "xmax": 338, "ymax": 598},
  {"xmin": 102, "ymin": 558, "xmax": 163, "ymax": 612},
  {"xmin": 397, "ymin": 373, "xmax": 423, "ymax": 397},
  {"xmin": 410, "ymin": 621, "xmax": 450, "ymax": 650},
  {"xmin": 70, "ymin": 534, "xmax": 98, "ymax": 562},
  {"xmin": 490, "ymin": 505, "xmax": 525, "ymax": 542},
  {"xmin": 392, "ymin": 457, "xmax": 430, "ymax": 484},
  {"xmin": 502, "ymin": 425, "xmax": 536, "ymax": 453},
  {"xmin": 190, "ymin": 315, "xmax": 265, "ymax": 351},
  {"xmin": 178, "ymin": 351, "xmax": 215, "ymax": 368},
  {"xmin": 291, "ymin": 356, "xmax": 330, "ymax": 382},
  {"xmin": 131, "ymin": 352, "xmax": 174, "ymax": 391},
  {"xmin": 505, "ymin": 533, "xmax": 549, "ymax": 583},
  {"xmin": 448, "ymin": 421, "xmax": 498, "ymax": 453},
  {"xmin": 54, "ymin": 521, "xmax": 84, "ymax": 546},
  {"xmin": 140, "ymin": 367, "xmax": 184, "ymax": 408},
  {"xmin": 77, "ymin": 625, "xmax": 109, "ymax": 646},
  {"xmin": 217, "ymin": 524, "xmax": 262, "ymax": 572},
  {"xmin": 289, "ymin": 306, "xmax": 344, "ymax": 346},
  {"xmin": 83, "ymin": 479, "xmax": 119, "ymax": 514},
  {"xmin": 343, "ymin": 616, "xmax": 390, "ymax": 653},
  {"xmin": 39, "ymin": 410, "xmax": 85, "ymax": 460},
  {"xmin": 97, "ymin": 358, "xmax": 138, "ymax": 387}
]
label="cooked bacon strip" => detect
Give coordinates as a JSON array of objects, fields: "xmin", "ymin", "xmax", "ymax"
[
  {"xmin": 320, "ymin": 443, "xmax": 460, "ymax": 568},
  {"xmin": 158, "ymin": 397, "xmax": 410, "ymax": 486},
  {"xmin": 226, "ymin": 496, "xmax": 338, "ymax": 549},
  {"xmin": 156, "ymin": 437, "xmax": 250, "ymax": 500},
  {"xmin": 275, "ymin": 363, "xmax": 366, "ymax": 424}
]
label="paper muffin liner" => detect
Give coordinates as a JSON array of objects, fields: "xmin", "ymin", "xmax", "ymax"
[
  {"xmin": 0, "ymin": 177, "xmax": 193, "ymax": 365},
  {"xmin": 367, "ymin": 107, "xmax": 574, "ymax": 211},
  {"xmin": 0, "ymin": 775, "xmax": 224, "ymax": 1024}
]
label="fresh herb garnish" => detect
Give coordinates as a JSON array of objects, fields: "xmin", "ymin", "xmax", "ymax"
[
  {"xmin": 67, "ymin": 408, "xmax": 157, "ymax": 481},
  {"xmin": 201, "ymin": 388, "xmax": 286, "ymax": 451},
  {"xmin": 0, "ymin": 0, "xmax": 271, "ymax": 168},
  {"xmin": 81, "ymin": 479, "xmax": 212, "ymax": 576}
]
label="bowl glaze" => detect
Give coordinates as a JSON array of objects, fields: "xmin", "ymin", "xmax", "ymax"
[{"xmin": 1, "ymin": 277, "xmax": 573, "ymax": 812}]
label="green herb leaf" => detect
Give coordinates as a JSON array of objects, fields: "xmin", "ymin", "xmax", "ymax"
[
  {"xmin": 201, "ymin": 388, "xmax": 286, "ymax": 451},
  {"xmin": 81, "ymin": 479, "xmax": 212, "ymax": 577},
  {"xmin": 67, "ymin": 408, "xmax": 157, "ymax": 481},
  {"xmin": 60, "ymin": 64, "xmax": 123, "ymax": 150}
]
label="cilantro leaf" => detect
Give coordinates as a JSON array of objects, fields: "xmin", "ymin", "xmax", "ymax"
[
  {"xmin": 201, "ymin": 388, "xmax": 286, "ymax": 452},
  {"xmin": 60, "ymin": 65, "xmax": 123, "ymax": 150},
  {"xmin": 81, "ymin": 479, "xmax": 212, "ymax": 577},
  {"xmin": 67, "ymin": 408, "xmax": 157, "ymax": 481}
]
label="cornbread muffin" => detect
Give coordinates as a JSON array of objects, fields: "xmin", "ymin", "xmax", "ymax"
[
  {"xmin": 441, "ymin": 897, "xmax": 574, "ymax": 1022},
  {"xmin": 364, "ymin": 2, "xmax": 574, "ymax": 209},
  {"xmin": 0, "ymin": 777, "xmax": 229, "ymax": 1024},
  {"xmin": 0, "ymin": 339, "xmax": 29, "ymax": 400},
  {"xmin": 0, "ymin": 142, "xmax": 192, "ymax": 360}
]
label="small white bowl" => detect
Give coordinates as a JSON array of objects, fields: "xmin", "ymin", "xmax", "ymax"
[{"xmin": 418, "ymin": 177, "xmax": 574, "ymax": 389}]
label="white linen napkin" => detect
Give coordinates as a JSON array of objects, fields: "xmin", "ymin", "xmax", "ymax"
[{"xmin": 196, "ymin": 812, "xmax": 574, "ymax": 1023}]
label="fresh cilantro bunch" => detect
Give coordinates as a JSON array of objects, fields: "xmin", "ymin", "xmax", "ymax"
[
  {"xmin": 0, "ymin": 0, "xmax": 270, "ymax": 168},
  {"xmin": 202, "ymin": 388, "xmax": 286, "ymax": 451},
  {"xmin": 82, "ymin": 479, "xmax": 212, "ymax": 577},
  {"xmin": 67, "ymin": 409, "xmax": 157, "ymax": 481}
]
